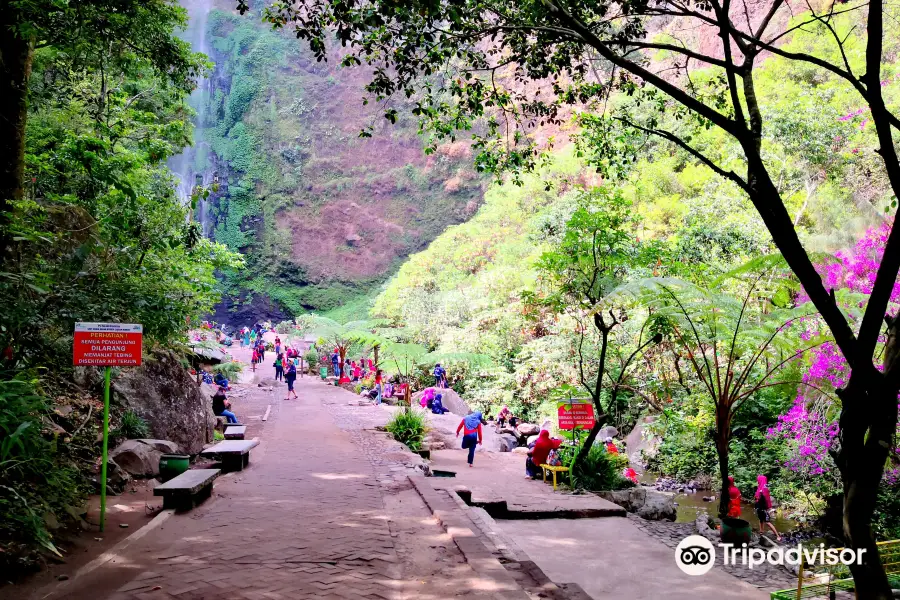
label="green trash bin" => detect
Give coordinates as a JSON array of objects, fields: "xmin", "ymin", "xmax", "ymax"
[
  {"xmin": 159, "ymin": 454, "xmax": 190, "ymax": 482},
  {"xmin": 319, "ymin": 366, "xmax": 328, "ymax": 380},
  {"xmin": 720, "ymin": 517, "xmax": 752, "ymax": 545}
]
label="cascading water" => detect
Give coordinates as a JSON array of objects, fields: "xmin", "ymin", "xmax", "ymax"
[{"xmin": 169, "ymin": 0, "xmax": 216, "ymax": 237}]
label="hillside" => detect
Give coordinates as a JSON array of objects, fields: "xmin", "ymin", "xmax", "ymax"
[{"xmin": 188, "ymin": 2, "xmax": 484, "ymax": 324}]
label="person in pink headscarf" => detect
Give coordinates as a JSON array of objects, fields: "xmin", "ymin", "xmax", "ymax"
[{"xmin": 754, "ymin": 475, "xmax": 782, "ymax": 541}]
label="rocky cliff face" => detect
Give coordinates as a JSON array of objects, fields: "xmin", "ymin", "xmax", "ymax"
[{"xmin": 192, "ymin": 4, "xmax": 485, "ymax": 320}]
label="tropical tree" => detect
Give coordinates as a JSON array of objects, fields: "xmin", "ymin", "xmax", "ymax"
[
  {"xmin": 622, "ymin": 277, "xmax": 820, "ymax": 517},
  {"xmin": 295, "ymin": 315, "xmax": 387, "ymax": 377},
  {"xmin": 531, "ymin": 188, "xmax": 659, "ymax": 468},
  {"xmin": 249, "ymin": 0, "xmax": 900, "ymax": 591},
  {"xmin": 1, "ymin": 0, "xmax": 205, "ymax": 258}
]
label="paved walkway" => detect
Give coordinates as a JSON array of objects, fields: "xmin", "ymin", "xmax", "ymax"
[{"xmin": 36, "ymin": 377, "xmax": 501, "ymax": 600}]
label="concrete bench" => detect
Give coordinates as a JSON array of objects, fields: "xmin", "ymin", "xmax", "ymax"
[
  {"xmin": 224, "ymin": 425, "xmax": 246, "ymax": 440},
  {"xmin": 200, "ymin": 439, "xmax": 259, "ymax": 472},
  {"xmin": 154, "ymin": 469, "xmax": 220, "ymax": 510}
]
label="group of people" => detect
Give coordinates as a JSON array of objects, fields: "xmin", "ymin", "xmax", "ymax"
[
  {"xmin": 727, "ymin": 474, "xmax": 782, "ymax": 540},
  {"xmin": 419, "ymin": 387, "xmax": 449, "ymax": 414}
]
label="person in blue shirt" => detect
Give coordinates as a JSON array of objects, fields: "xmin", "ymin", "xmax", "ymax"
[
  {"xmin": 433, "ymin": 363, "xmax": 447, "ymax": 388},
  {"xmin": 331, "ymin": 351, "xmax": 340, "ymax": 377}
]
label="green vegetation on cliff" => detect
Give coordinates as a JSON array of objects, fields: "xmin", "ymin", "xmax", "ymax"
[{"xmin": 201, "ymin": 8, "xmax": 484, "ymax": 318}]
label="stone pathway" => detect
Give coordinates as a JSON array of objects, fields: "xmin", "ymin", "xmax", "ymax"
[{"xmin": 34, "ymin": 378, "xmax": 503, "ymax": 600}]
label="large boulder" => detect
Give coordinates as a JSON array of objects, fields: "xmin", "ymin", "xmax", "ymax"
[
  {"xmin": 598, "ymin": 425, "xmax": 619, "ymax": 440},
  {"xmin": 526, "ymin": 434, "xmax": 539, "ymax": 447},
  {"xmin": 637, "ymin": 489, "xmax": 677, "ymax": 521},
  {"xmin": 598, "ymin": 487, "xmax": 676, "ymax": 521},
  {"xmin": 77, "ymin": 350, "xmax": 216, "ymax": 454},
  {"xmin": 109, "ymin": 440, "xmax": 163, "ymax": 478},
  {"xmin": 498, "ymin": 434, "xmax": 519, "ymax": 452},
  {"xmin": 516, "ymin": 423, "xmax": 540, "ymax": 437},
  {"xmin": 136, "ymin": 439, "xmax": 180, "ymax": 454},
  {"xmin": 410, "ymin": 387, "xmax": 470, "ymax": 416}
]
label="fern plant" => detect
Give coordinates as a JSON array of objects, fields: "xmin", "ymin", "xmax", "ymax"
[{"xmin": 385, "ymin": 407, "xmax": 429, "ymax": 451}]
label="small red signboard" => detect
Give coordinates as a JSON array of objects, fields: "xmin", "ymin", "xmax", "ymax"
[
  {"xmin": 73, "ymin": 323, "xmax": 143, "ymax": 366},
  {"xmin": 557, "ymin": 398, "xmax": 595, "ymax": 430}
]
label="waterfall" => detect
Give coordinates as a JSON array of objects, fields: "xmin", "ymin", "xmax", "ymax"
[{"xmin": 170, "ymin": 0, "xmax": 215, "ymax": 237}]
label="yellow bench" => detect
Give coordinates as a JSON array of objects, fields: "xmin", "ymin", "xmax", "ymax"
[{"xmin": 540, "ymin": 464, "xmax": 569, "ymax": 490}]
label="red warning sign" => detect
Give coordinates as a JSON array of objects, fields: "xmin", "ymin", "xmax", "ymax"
[
  {"xmin": 557, "ymin": 398, "xmax": 595, "ymax": 430},
  {"xmin": 73, "ymin": 323, "xmax": 143, "ymax": 366}
]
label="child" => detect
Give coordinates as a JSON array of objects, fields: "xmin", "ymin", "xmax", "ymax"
[{"xmin": 251, "ymin": 348, "xmax": 259, "ymax": 372}]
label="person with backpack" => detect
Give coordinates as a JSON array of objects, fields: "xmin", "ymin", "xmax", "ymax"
[
  {"xmin": 754, "ymin": 475, "xmax": 782, "ymax": 541},
  {"xmin": 433, "ymin": 363, "xmax": 447, "ymax": 388},
  {"xmin": 284, "ymin": 359, "xmax": 298, "ymax": 400},
  {"xmin": 274, "ymin": 353, "xmax": 284, "ymax": 381}
]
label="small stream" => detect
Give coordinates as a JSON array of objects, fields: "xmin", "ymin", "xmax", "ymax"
[{"xmin": 639, "ymin": 473, "xmax": 798, "ymax": 531}]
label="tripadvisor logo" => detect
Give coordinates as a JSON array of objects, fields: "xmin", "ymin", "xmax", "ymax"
[{"xmin": 675, "ymin": 535, "xmax": 867, "ymax": 576}]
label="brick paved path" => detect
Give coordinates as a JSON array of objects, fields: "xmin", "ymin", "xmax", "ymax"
[{"xmin": 45, "ymin": 377, "xmax": 497, "ymax": 600}]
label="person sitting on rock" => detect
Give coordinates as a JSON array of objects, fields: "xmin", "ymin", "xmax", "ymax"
[
  {"xmin": 419, "ymin": 387, "xmax": 435, "ymax": 409},
  {"xmin": 431, "ymin": 393, "xmax": 449, "ymax": 414},
  {"xmin": 212, "ymin": 386, "xmax": 238, "ymax": 424},
  {"xmin": 526, "ymin": 430, "xmax": 562, "ymax": 478}
]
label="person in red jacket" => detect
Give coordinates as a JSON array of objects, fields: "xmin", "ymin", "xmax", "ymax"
[
  {"xmin": 456, "ymin": 412, "xmax": 483, "ymax": 467},
  {"xmin": 726, "ymin": 476, "xmax": 742, "ymax": 518},
  {"xmin": 526, "ymin": 430, "xmax": 562, "ymax": 478}
]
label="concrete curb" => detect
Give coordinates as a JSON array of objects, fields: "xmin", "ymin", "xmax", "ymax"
[{"xmin": 410, "ymin": 476, "xmax": 531, "ymax": 600}]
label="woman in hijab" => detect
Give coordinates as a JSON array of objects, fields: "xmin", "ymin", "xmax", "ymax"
[
  {"xmin": 456, "ymin": 411, "xmax": 483, "ymax": 467},
  {"xmin": 754, "ymin": 475, "xmax": 782, "ymax": 540},
  {"xmin": 526, "ymin": 430, "xmax": 562, "ymax": 478},
  {"xmin": 431, "ymin": 393, "xmax": 449, "ymax": 414},
  {"xmin": 727, "ymin": 476, "xmax": 742, "ymax": 518}
]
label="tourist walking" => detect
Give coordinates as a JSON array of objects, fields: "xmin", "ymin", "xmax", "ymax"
[
  {"xmin": 456, "ymin": 411, "xmax": 483, "ymax": 467},
  {"xmin": 251, "ymin": 348, "xmax": 259, "ymax": 372},
  {"xmin": 284, "ymin": 359, "xmax": 298, "ymax": 400},
  {"xmin": 274, "ymin": 353, "xmax": 284, "ymax": 381},
  {"xmin": 754, "ymin": 475, "xmax": 782, "ymax": 541},
  {"xmin": 331, "ymin": 351, "xmax": 340, "ymax": 377},
  {"xmin": 374, "ymin": 369, "xmax": 383, "ymax": 405}
]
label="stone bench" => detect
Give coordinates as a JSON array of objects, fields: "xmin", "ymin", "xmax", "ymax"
[
  {"xmin": 224, "ymin": 425, "xmax": 246, "ymax": 440},
  {"xmin": 154, "ymin": 469, "xmax": 220, "ymax": 510},
  {"xmin": 200, "ymin": 439, "xmax": 259, "ymax": 472}
]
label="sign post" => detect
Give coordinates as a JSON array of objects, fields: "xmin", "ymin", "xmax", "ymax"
[{"xmin": 73, "ymin": 323, "xmax": 143, "ymax": 531}]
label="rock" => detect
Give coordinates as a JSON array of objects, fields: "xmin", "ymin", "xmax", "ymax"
[
  {"xmin": 636, "ymin": 490, "xmax": 677, "ymax": 521},
  {"xmin": 109, "ymin": 439, "xmax": 163, "ymax": 478},
  {"xmin": 119, "ymin": 523, "xmax": 129, "ymax": 529},
  {"xmin": 498, "ymin": 434, "xmax": 519, "ymax": 452},
  {"xmin": 43, "ymin": 511, "xmax": 60, "ymax": 530},
  {"xmin": 598, "ymin": 487, "xmax": 676, "ymax": 521},
  {"xmin": 695, "ymin": 512, "xmax": 719, "ymax": 542},
  {"xmin": 57, "ymin": 574, "xmax": 69, "ymax": 581},
  {"xmin": 136, "ymin": 439, "xmax": 180, "ymax": 454},
  {"xmin": 526, "ymin": 434, "xmax": 539, "ymax": 447},
  {"xmin": 78, "ymin": 349, "xmax": 219, "ymax": 454},
  {"xmin": 54, "ymin": 405, "xmax": 74, "ymax": 417},
  {"xmin": 512, "ymin": 447, "xmax": 530, "ymax": 454},
  {"xmin": 516, "ymin": 423, "xmax": 540, "ymax": 437},
  {"xmin": 598, "ymin": 425, "xmax": 619, "ymax": 440},
  {"xmin": 702, "ymin": 496, "xmax": 715, "ymax": 502},
  {"xmin": 410, "ymin": 388, "xmax": 470, "ymax": 416}
]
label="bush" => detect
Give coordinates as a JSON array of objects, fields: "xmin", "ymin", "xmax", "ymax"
[
  {"xmin": 1, "ymin": 380, "xmax": 87, "ymax": 573},
  {"xmin": 385, "ymin": 407, "xmax": 429, "ymax": 451},
  {"xmin": 873, "ymin": 481, "xmax": 900, "ymax": 541},
  {"xmin": 571, "ymin": 443, "xmax": 633, "ymax": 491},
  {"xmin": 213, "ymin": 361, "xmax": 244, "ymax": 381},
  {"xmin": 115, "ymin": 410, "xmax": 150, "ymax": 440},
  {"xmin": 304, "ymin": 350, "xmax": 319, "ymax": 372}
]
